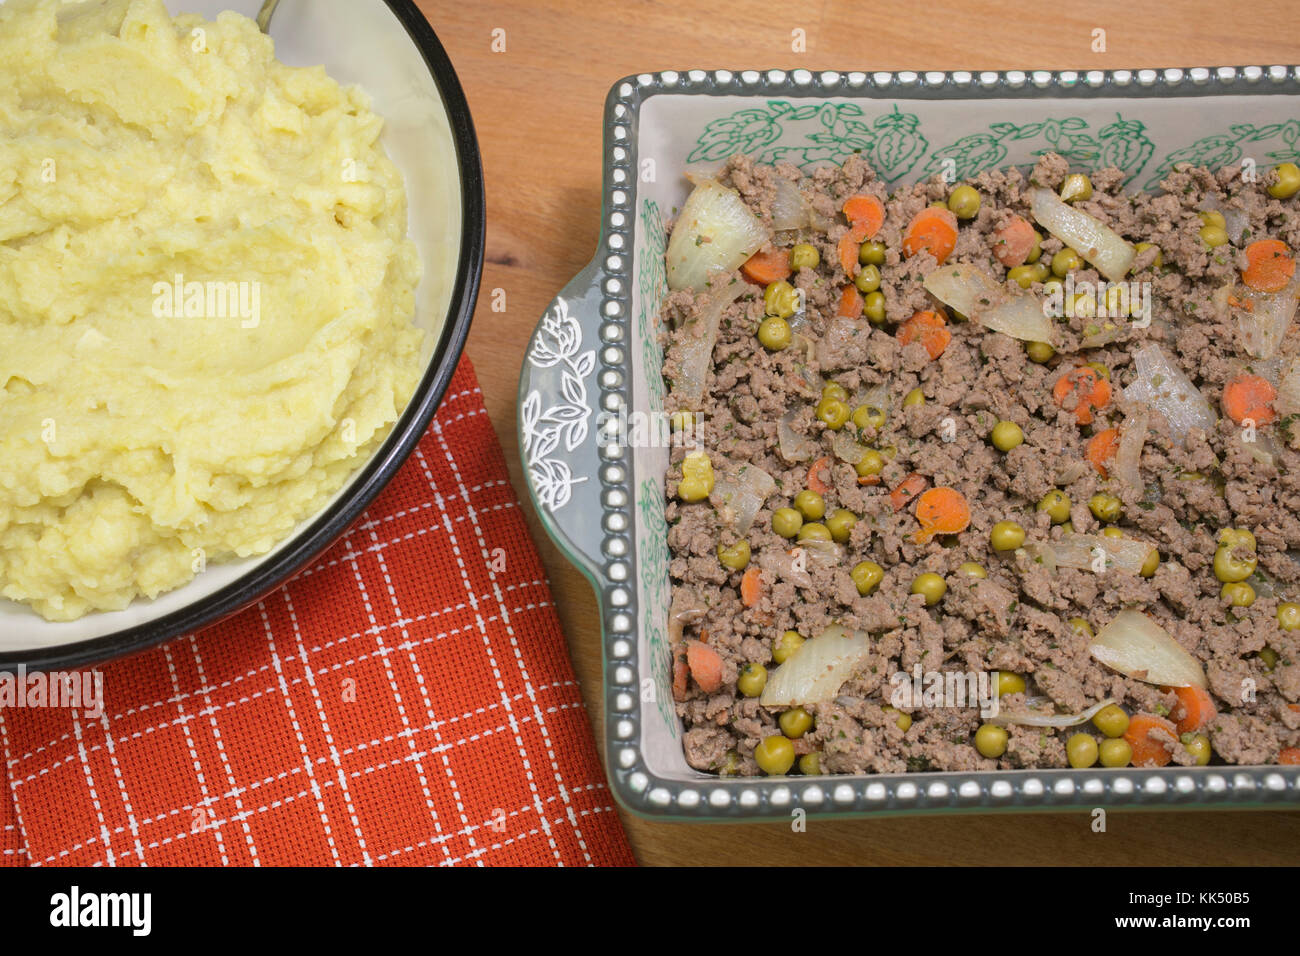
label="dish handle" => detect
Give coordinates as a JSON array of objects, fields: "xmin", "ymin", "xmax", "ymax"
[{"xmin": 518, "ymin": 259, "xmax": 613, "ymax": 576}]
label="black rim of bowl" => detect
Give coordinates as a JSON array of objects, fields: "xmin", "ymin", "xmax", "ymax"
[{"xmin": 0, "ymin": 0, "xmax": 485, "ymax": 673}]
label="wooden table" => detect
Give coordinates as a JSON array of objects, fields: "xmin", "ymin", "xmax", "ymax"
[{"xmin": 431, "ymin": 0, "xmax": 1300, "ymax": 865}]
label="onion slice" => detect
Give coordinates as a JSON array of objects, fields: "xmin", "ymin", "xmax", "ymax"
[
  {"xmin": 1030, "ymin": 187, "xmax": 1136, "ymax": 282},
  {"xmin": 1276, "ymin": 358, "xmax": 1300, "ymax": 419},
  {"xmin": 771, "ymin": 178, "xmax": 810, "ymax": 231},
  {"xmin": 1113, "ymin": 404, "xmax": 1149, "ymax": 491},
  {"xmin": 988, "ymin": 697, "xmax": 1118, "ymax": 728},
  {"xmin": 1088, "ymin": 610, "xmax": 1208, "ymax": 689},
  {"xmin": 761, "ymin": 624, "xmax": 871, "ymax": 707},
  {"xmin": 1044, "ymin": 534, "xmax": 1156, "ymax": 575},
  {"xmin": 667, "ymin": 588, "xmax": 706, "ymax": 646},
  {"xmin": 1236, "ymin": 268, "xmax": 1300, "ymax": 360},
  {"xmin": 1122, "ymin": 343, "xmax": 1217, "ymax": 447},
  {"xmin": 777, "ymin": 410, "xmax": 818, "ymax": 463},
  {"xmin": 668, "ymin": 278, "xmax": 747, "ymax": 410},
  {"xmin": 710, "ymin": 463, "xmax": 776, "ymax": 536},
  {"xmin": 666, "ymin": 179, "xmax": 771, "ymax": 292},
  {"xmin": 923, "ymin": 263, "xmax": 1057, "ymax": 345}
]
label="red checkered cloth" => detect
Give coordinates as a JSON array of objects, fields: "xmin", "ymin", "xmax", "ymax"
[{"xmin": 0, "ymin": 357, "xmax": 634, "ymax": 867}]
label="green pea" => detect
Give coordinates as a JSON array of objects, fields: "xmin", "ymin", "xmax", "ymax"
[
  {"xmin": 1278, "ymin": 603, "xmax": 1300, "ymax": 631},
  {"xmin": 737, "ymin": 663, "xmax": 768, "ymax": 698},
  {"xmin": 1024, "ymin": 231, "xmax": 1043, "ymax": 264},
  {"xmin": 948, "ymin": 184, "xmax": 981, "ymax": 219},
  {"xmin": 1268, "ymin": 161, "xmax": 1300, "ymax": 199},
  {"xmin": 826, "ymin": 508, "xmax": 857, "ymax": 544},
  {"xmin": 852, "ymin": 404, "xmax": 887, "ymax": 432},
  {"xmin": 1089, "ymin": 493, "xmax": 1122, "ymax": 523},
  {"xmin": 1213, "ymin": 537, "xmax": 1257, "ymax": 583},
  {"xmin": 1051, "ymin": 248, "xmax": 1083, "ymax": 277},
  {"xmin": 772, "ymin": 507, "xmax": 803, "ymax": 539},
  {"xmin": 1067, "ymin": 617, "xmax": 1094, "ymax": 637},
  {"xmin": 773, "ymin": 630, "xmax": 805, "ymax": 664},
  {"xmin": 975, "ymin": 723, "xmax": 1008, "ymax": 758},
  {"xmin": 757, "ymin": 316, "xmax": 792, "ymax": 351},
  {"xmin": 717, "ymin": 540, "xmax": 751, "ymax": 570},
  {"xmin": 796, "ymin": 522, "xmax": 831, "ymax": 543},
  {"xmin": 821, "ymin": 382, "xmax": 849, "ymax": 404},
  {"xmin": 790, "ymin": 242, "xmax": 820, "ymax": 270},
  {"xmin": 816, "ymin": 397, "xmax": 851, "ymax": 431},
  {"xmin": 903, "ymin": 388, "xmax": 926, "ymax": 408},
  {"xmin": 1140, "ymin": 547, "xmax": 1160, "ymax": 578},
  {"xmin": 1101, "ymin": 526, "xmax": 1125, "ymax": 540},
  {"xmin": 1008, "ymin": 263, "xmax": 1048, "ymax": 289},
  {"xmin": 996, "ymin": 672, "xmax": 1025, "ymax": 696},
  {"xmin": 1133, "ymin": 241, "xmax": 1163, "ymax": 269},
  {"xmin": 719, "ymin": 750, "xmax": 740, "ymax": 776},
  {"xmin": 883, "ymin": 706, "xmax": 913, "ymax": 732},
  {"xmin": 779, "ymin": 706, "xmax": 814, "ymax": 739},
  {"xmin": 790, "ymin": 489, "xmax": 825, "ymax": 522},
  {"xmin": 1059, "ymin": 173, "xmax": 1093, "ymax": 203},
  {"xmin": 1098, "ymin": 737, "xmax": 1133, "ymax": 767},
  {"xmin": 1026, "ymin": 341, "xmax": 1055, "ymax": 364},
  {"xmin": 797, "ymin": 752, "xmax": 821, "ymax": 775},
  {"xmin": 1184, "ymin": 734, "xmax": 1212, "ymax": 766},
  {"xmin": 910, "ymin": 572, "xmax": 947, "ymax": 606},
  {"xmin": 677, "ymin": 476, "xmax": 711, "ymax": 502},
  {"xmin": 1092, "ymin": 704, "xmax": 1129, "ymax": 739},
  {"xmin": 1199, "ymin": 224, "xmax": 1229, "ymax": 248},
  {"xmin": 851, "ymin": 561, "xmax": 884, "ymax": 596},
  {"xmin": 854, "ymin": 264, "xmax": 882, "ymax": 294},
  {"xmin": 990, "ymin": 521, "xmax": 1025, "ymax": 552},
  {"xmin": 1221, "ymin": 581, "xmax": 1256, "ymax": 608},
  {"xmin": 1198, "ymin": 210, "xmax": 1226, "ymax": 229},
  {"xmin": 855, "ymin": 449, "xmax": 885, "ymax": 478},
  {"xmin": 957, "ymin": 561, "xmax": 987, "ymax": 579},
  {"xmin": 863, "ymin": 290, "xmax": 886, "ymax": 324},
  {"xmin": 754, "ymin": 734, "xmax": 795, "ymax": 775},
  {"xmin": 990, "ymin": 420, "xmax": 1023, "ymax": 452},
  {"xmin": 764, "ymin": 280, "xmax": 798, "ymax": 319},
  {"xmin": 1066, "ymin": 733, "xmax": 1099, "ymax": 768},
  {"xmin": 1037, "ymin": 489, "xmax": 1071, "ymax": 524},
  {"xmin": 1259, "ymin": 647, "xmax": 1279, "ymax": 671},
  {"xmin": 1085, "ymin": 361, "xmax": 1110, "ymax": 381},
  {"xmin": 859, "ymin": 240, "xmax": 886, "ymax": 266}
]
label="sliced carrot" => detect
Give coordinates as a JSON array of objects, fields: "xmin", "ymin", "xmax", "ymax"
[
  {"xmin": 685, "ymin": 640, "xmax": 724, "ymax": 693},
  {"xmin": 1279, "ymin": 747, "xmax": 1300, "ymax": 765},
  {"xmin": 902, "ymin": 206, "xmax": 958, "ymax": 265},
  {"xmin": 1169, "ymin": 685, "xmax": 1217, "ymax": 735},
  {"xmin": 1052, "ymin": 367, "xmax": 1112, "ymax": 426},
  {"xmin": 807, "ymin": 456, "xmax": 832, "ymax": 495},
  {"xmin": 1222, "ymin": 373, "xmax": 1278, "ymax": 425},
  {"xmin": 1241, "ymin": 238, "xmax": 1296, "ymax": 293},
  {"xmin": 897, "ymin": 309, "xmax": 951, "ymax": 360},
  {"xmin": 837, "ymin": 283, "xmax": 864, "ymax": 318},
  {"xmin": 1124, "ymin": 713, "xmax": 1178, "ymax": 768},
  {"xmin": 1227, "ymin": 293, "xmax": 1255, "ymax": 312},
  {"xmin": 838, "ymin": 233, "xmax": 861, "ymax": 275},
  {"xmin": 991, "ymin": 214, "xmax": 1037, "ymax": 268},
  {"xmin": 740, "ymin": 566, "xmax": 763, "ymax": 607},
  {"xmin": 914, "ymin": 486, "xmax": 971, "ymax": 543},
  {"xmin": 672, "ymin": 653, "xmax": 689, "ymax": 701},
  {"xmin": 741, "ymin": 245, "xmax": 792, "ymax": 285},
  {"xmin": 1086, "ymin": 428, "xmax": 1121, "ymax": 478},
  {"xmin": 889, "ymin": 473, "xmax": 928, "ymax": 512},
  {"xmin": 843, "ymin": 193, "xmax": 886, "ymax": 240}
]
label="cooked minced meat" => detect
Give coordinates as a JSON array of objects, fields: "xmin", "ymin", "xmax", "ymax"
[{"xmin": 660, "ymin": 150, "xmax": 1300, "ymax": 776}]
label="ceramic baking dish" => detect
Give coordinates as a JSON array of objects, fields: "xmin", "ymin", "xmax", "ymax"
[{"xmin": 519, "ymin": 66, "xmax": 1300, "ymax": 819}]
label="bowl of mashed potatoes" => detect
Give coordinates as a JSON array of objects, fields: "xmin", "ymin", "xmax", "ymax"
[{"xmin": 0, "ymin": 0, "xmax": 483, "ymax": 667}]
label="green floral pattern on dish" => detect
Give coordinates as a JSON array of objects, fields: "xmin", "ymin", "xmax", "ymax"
[
  {"xmin": 637, "ymin": 476, "xmax": 675, "ymax": 735},
  {"xmin": 688, "ymin": 101, "xmax": 928, "ymax": 181},
  {"xmin": 1141, "ymin": 120, "xmax": 1300, "ymax": 190},
  {"xmin": 638, "ymin": 199, "xmax": 668, "ymax": 413}
]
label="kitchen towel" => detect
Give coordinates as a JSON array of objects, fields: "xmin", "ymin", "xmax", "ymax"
[{"xmin": 0, "ymin": 356, "xmax": 634, "ymax": 867}]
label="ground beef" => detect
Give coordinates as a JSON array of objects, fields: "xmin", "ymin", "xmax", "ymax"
[{"xmin": 661, "ymin": 151, "xmax": 1300, "ymax": 776}]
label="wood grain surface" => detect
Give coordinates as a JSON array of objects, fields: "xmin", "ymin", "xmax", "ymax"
[{"xmin": 427, "ymin": 0, "xmax": 1300, "ymax": 866}]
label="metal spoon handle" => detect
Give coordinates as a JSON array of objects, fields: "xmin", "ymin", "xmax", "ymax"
[{"xmin": 256, "ymin": 0, "xmax": 281, "ymax": 33}]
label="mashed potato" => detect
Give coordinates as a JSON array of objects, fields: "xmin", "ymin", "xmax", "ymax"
[{"xmin": 0, "ymin": 0, "xmax": 424, "ymax": 620}]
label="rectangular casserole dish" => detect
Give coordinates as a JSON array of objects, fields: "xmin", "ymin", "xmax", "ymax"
[{"xmin": 519, "ymin": 66, "xmax": 1300, "ymax": 819}]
